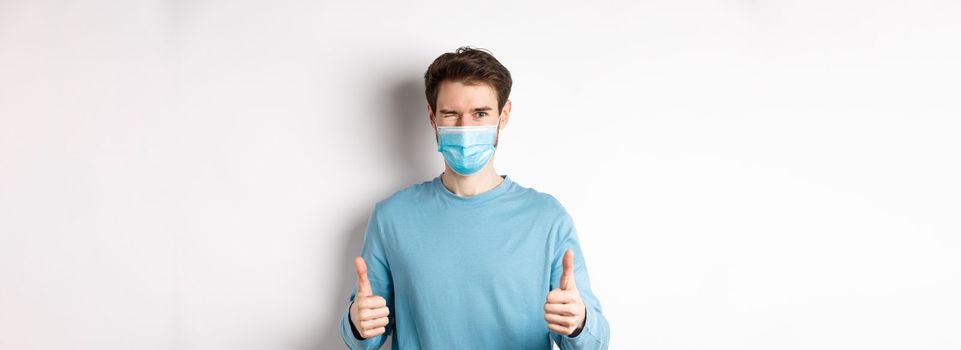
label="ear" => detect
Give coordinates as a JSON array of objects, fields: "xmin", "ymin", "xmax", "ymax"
[
  {"xmin": 498, "ymin": 99, "xmax": 512, "ymax": 129},
  {"xmin": 428, "ymin": 103, "xmax": 440, "ymax": 144},
  {"xmin": 427, "ymin": 103, "xmax": 436, "ymax": 129}
]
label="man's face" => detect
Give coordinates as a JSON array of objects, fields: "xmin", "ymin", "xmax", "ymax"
[{"xmin": 428, "ymin": 80, "xmax": 510, "ymax": 130}]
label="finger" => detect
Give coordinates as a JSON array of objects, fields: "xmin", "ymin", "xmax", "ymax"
[
  {"xmin": 561, "ymin": 249, "xmax": 576, "ymax": 290},
  {"xmin": 359, "ymin": 306, "xmax": 390, "ymax": 321},
  {"xmin": 544, "ymin": 313, "xmax": 578, "ymax": 329},
  {"xmin": 358, "ymin": 296, "xmax": 387, "ymax": 309},
  {"xmin": 360, "ymin": 316, "xmax": 390, "ymax": 330},
  {"xmin": 364, "ymin": 326, "xmax": 386, "ymax": 337},
  {"xmin": 544, "ymin": 303, "xmax": 577, "ymax": 316},
  {"xmin": 547, "ymin": 323, "xmax": 574, "ymax": 336},
  {"xmin": 546, "ymin": 290, "xmax": 577, "ymax": 304},
  {"xmin": 354, "ymin": 256, "xmax": 372, "ymax": 297}
]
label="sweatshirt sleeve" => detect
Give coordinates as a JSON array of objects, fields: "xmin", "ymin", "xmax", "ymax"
[
  {"xmin": 341, "ymin": 203, "xmax": 395, "ymax": 350},
  {"xmin": 548, "ymin": 212, "xmax": 611, "ymax": 350}
]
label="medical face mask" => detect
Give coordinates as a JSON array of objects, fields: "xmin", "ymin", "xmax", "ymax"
[{"xmin": 436, "ymin": 123, "xmax": 500, "ymax": 176}]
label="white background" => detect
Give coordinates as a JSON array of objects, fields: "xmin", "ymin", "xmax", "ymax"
[{"xmin": 1, "ymin": 0, "xmax": 960, "ymax": 349}]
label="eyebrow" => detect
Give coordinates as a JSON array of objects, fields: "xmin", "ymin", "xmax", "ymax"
[{"xmin": 439, "ymin": 107, "xmax": 494, "ymax": 114}]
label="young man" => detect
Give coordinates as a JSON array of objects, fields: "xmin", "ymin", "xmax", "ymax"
[{"xmin": 340, "ymin": 46, "xmax": 610, "ymax": 349}]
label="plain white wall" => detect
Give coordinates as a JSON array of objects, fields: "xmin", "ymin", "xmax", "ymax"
[{"xmin": 1, "ymin": 0, "xmax": 959, "ymax": 349}]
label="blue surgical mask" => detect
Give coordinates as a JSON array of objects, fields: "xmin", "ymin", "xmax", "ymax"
[{"xmin": 436, "ymin": 123, "xmax": 500, "ymax": 176}]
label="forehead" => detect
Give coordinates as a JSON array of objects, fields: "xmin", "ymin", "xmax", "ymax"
[{"xmin": 436, "ymin": 80, "xmax": 498, "ymax": 109}]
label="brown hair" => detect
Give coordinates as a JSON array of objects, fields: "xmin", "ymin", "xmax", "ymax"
[{"xmin": 424, "ymin": 46, "xmax": 512, "ymax": 115}]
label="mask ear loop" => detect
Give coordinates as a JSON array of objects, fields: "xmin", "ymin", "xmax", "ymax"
[{"xmin": 493, "ymin": 114, "xmax": 503, "ymax": 148}]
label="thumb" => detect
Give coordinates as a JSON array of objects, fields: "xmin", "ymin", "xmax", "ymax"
[
  {"xmin": 354, "ymin": 256, "xmax": 372, "ymax": 297},
  {"xmin": 560, "ymin": 249, "xmax": 576, "ymax": 291}
]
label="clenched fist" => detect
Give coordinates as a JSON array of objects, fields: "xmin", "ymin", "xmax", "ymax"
[
  {"xmin": 544, "ymin": 249, "xmax": 586, "ymax": 336},
  {"xmin": 349, "ymin": 256, "xmax": 390, "ymax": 339}
]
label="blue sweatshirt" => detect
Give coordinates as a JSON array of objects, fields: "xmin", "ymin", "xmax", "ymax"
[{"xmin": 340, "ymin": 173, "xmax": 610, "ymax": 349}]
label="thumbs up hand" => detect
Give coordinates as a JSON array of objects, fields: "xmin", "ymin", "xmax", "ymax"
[
  {"xmin": 544, "ymin": 249, "xmax": 587, "ymax": 336},
  {"xmin": 349, "ymin": 256, "xmax": 390, "ymax": 339}
]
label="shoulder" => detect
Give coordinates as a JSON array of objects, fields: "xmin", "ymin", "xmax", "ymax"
[
  {"xmin": 371, "ymin": 178, "xmax": 436, "ymax": 216},
  {"xmin": 510, "ymin": 181, "xmax": 579, "ymax": 240},
  {"xmin": 509, "ymin": 178, "xmax": 570, "ymax": 219}
]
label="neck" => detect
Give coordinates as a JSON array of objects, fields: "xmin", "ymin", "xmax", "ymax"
[{"xmin": 440, "ymin": 160, "xmax": 504, "ymax": 197}]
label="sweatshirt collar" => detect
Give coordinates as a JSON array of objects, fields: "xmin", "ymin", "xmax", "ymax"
[{"xmin": 432, "ymin": 172, "xmax": 513, "ymax": 205}]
